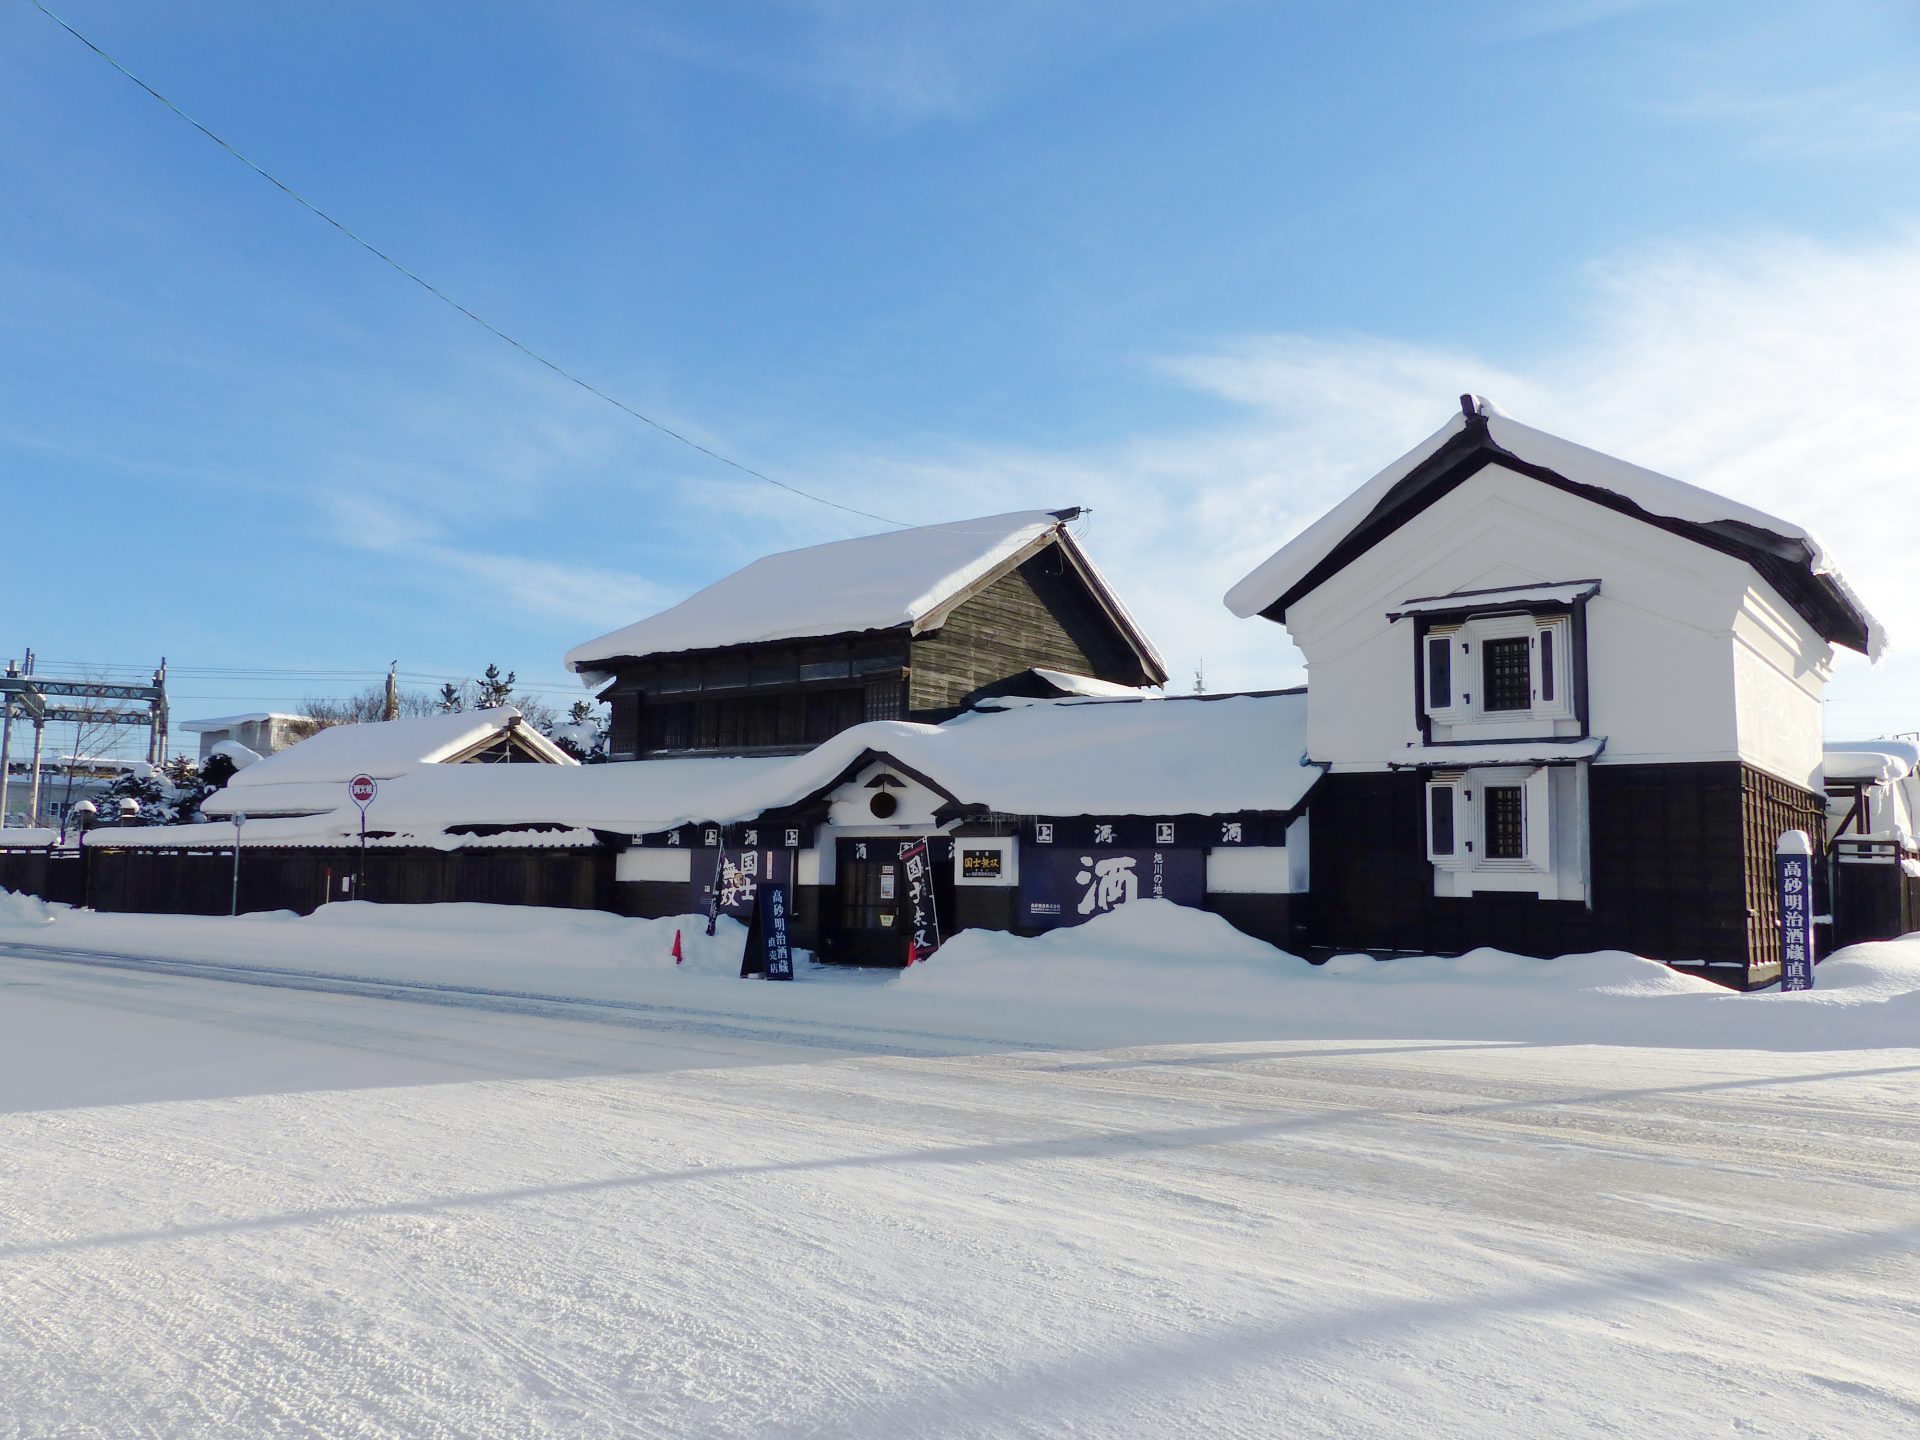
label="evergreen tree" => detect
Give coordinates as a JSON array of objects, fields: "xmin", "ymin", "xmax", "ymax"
[
  {"xmin": 437, "ymin": 682, "xmax": 466, "ymax": 713},
  {"xmin": 474, "ymin": 663, "xmax": 516, "ymax": 709}
]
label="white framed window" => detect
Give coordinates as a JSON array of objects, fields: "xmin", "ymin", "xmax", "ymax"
[
  {"xmin": 1426, "ymin": 766, "xmax": 1560, "ymax": 894},
  {"xmin": 1422, "ymin": 613, "xmax": 1573, "ymax": 733}
]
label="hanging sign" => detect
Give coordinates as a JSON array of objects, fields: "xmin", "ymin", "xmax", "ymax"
[
  {"xmin": 740, "ymin": 880, "xmax": 795, "ymax": 980},
  {"xmin": 1778, "ymin": 830, "xmax": 1816, "ymax": 991},
  {"xmin": 901, "ymin": 838, "xmax": 942, "ymax": 963},
  {"xmin": 1018, "ymin": 846, "xmax": 1205, "ymax": 930}
]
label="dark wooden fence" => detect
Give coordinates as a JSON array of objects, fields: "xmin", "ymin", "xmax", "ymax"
[{"xmin": 2, "ymin": 843, "xmax": 613, "ymax": 918}]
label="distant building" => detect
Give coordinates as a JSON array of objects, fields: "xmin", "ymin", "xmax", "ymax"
[
  {"xmin": 565, "ymin": 509, "xmax": 1167, "ymax": 761},
  {"xmin": 179, "ymin": 713, "xmax": 314, "ymax": 763},
  {"xmin": 200, "ymin": 707, "xmax": 576, "ymax": 821}
]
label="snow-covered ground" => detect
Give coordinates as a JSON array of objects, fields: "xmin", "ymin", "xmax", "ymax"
[{"xmin": 3, "ymin": 894, "xmax": 1919, "ymax": 1437}]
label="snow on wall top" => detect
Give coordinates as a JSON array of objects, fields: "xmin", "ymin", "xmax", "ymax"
[
  {"xmin": 1823, "ymin": 740, "xmax": 1920, "ymax": 785},
  {"xmin": 153, "ymin": 691, "xmax": 1315, "ymax": 847},
  {"xmin": 1224, "ymin": 402, "xmax": 1887, "ymax": 660},
  {"xmin": 202, "ymin": 709, "xmax": 575, "ymax": 818},
  {"xmin": 565, "ymin": 511, "xmax": 1070, "ymax": 677},
  {"xmin": 1026, "ymin": 669, "xmax": 1153, "ymax": 699}
]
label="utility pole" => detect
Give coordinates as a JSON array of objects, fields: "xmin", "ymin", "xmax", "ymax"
[
  {"xmin": 384, "ymin": 661, "xmax": 399, "ymax": 721},
  {"xmin": 0, "ymin": 657, "xmax": 15, "ymax": 826}
]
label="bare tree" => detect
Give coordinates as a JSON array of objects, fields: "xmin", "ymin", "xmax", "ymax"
[{"xmin": 298, "ymin": 683, "xmax": 440, "ymax": 732}]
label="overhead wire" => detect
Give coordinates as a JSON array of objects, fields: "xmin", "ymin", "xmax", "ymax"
[{"xmin": 23, "ymin": 0, "xmax": 910, "ymax": 530}]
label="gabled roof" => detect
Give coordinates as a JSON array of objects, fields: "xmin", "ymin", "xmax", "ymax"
[
  {"xmin": 202, "ymin": 708, "xmax": 575, "ymax": 818},
  {"xmin": 565, "ymin": 508, "xmax": 1165, "ymax": 683},
  {"xmin": 1224, "ymin": 398, "xmax": 1885, "ymax": 660}
]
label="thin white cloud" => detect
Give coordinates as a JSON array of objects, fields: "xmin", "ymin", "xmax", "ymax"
[{"xmin": 812, "ymin": 228, "xmax": 1920, "ymax": 729}]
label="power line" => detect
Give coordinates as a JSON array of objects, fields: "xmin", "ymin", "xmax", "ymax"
[{"xmin": 25, "ymin": 0, "xmax": 909, "ymax": 530}]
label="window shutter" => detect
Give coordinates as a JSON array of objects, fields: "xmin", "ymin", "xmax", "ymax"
[
  {"xmin": 1539, "ymin": 627, "xmax": 1555, "ymax": 704},
  {"xmin": 1426, "ymin": 636, "xmax": 1451, "ymax": 710},
  {"xmin": 1523, "ymin": 768, "xmax": 1553, "ymax": 871},
  {"xmin": 1426, "ymin": 782, "xmax": 1456, "ymax": 859}
]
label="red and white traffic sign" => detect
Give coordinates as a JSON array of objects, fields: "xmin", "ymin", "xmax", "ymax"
[{"xmin": 348, "ymin": 774, "xmax": 378, "ymax": 808}]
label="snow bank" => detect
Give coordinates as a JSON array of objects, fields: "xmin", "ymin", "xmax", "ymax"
[
  {"xmin": 6, "ymin": 893, "xmax": 1919, "ymax": 1053},
  {"xmin": 0, "ymin": 890, "xmax": 61, "ymax": 926},
  {"xmin": 905, "ymin": 900, "xmax": 1920, "ymax": 1051}
]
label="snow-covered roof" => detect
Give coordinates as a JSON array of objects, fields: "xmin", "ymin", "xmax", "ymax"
[
  {"xmin": 133, "ymin": 691, "xmax": 1315, "ymax": 847},
  {"xmin": 179, "ymin": 712, "xmax": 310, "ymax": 732},
  {"xmin": 565, "ymin": 509, "xmax": 1104, "ymax": 677},
  {"xmin": 1386, "ymin": 738, "xmax": 1607, "ymax": 770},
  {"xmin": 202, "ymin": 708, "xmax": 575, "ymax": 819},
  {"xmin": 1225, "ymin": 399, "xmax": 1885, "ymax": 660},
  {"xmin": 1387, "ymin": 579, "xmax": 1601, "ymax": 620}
]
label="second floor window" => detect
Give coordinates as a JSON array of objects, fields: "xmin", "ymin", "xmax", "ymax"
[
  {"xmin": 1422, "ymin": 612, "xmax": 1574, "ymax": 731},
  {"xmin": 1482, "ymin": 638, "xmax": 1532, "ymax": 711}
]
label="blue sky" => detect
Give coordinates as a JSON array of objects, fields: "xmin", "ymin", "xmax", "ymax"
[{"xmin": 4, "ymin": 0, "xmax": 1918, "ymax": 749}]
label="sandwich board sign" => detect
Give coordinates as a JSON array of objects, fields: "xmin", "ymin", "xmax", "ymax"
[{"xmin": 739, "ymin": 880, "xmax": 794, "ymax": 981}]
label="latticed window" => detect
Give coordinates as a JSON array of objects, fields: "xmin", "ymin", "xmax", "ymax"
[
  {"xmin": 1484, "ymin": 785, "xmax": 1525, "ymax": 859},
  {"xmin": 1481, "ymin": 637, "xmax": 1531, "ymax": 711}
]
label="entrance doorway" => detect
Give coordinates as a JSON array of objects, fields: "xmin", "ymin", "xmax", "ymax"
[{"xmin": 832, "ymin": 837, "xmax": 955, "ymax": 965}]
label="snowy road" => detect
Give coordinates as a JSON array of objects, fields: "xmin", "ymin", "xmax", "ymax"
[{"xmin": 3, "ymin": 946, "xmax": 1919, "ymax": 1438}]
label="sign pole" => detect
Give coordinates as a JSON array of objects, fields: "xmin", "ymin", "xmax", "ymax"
[
  {"xmin": 1777, "ymin": 829, "xmax": 1816, "ymax": 991},
  {"xmin": 230, "ymin": 811, "xmax": 247, "ymax": 916},
  {"xmin": 348, "ymin": 773, "xmax": 378, "ymax": 901}
]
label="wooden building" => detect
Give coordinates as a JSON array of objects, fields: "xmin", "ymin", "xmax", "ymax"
[
  {"xmin": 1225, "ymin": 396, "xmax": 1883, "ymax": 988},
  {"xmin": 607, "ymin": 690, "xmax": 1317, "ymax": 963},
  {"xmin": 564, "ymin": 509, "xmax": 1166, "ymax": 761}
]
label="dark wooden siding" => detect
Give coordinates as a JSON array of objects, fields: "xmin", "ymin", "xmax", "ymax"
[
  {"xmin": 1739, "ymin": 769, "xmax": 1827, "ymax": 978},
  {"xmin": 605, "ymin": 636, "xmax": 909, "ymax": 760},
  {"xmin": 1204, "ymin": 893, "xmax": 1299, "ymax": 951},
  {"xmin": 907, "ymin": 552, "xmax": 1150, "ymax": 713},
  {"xmin": 1306, "ymin": 761, "xmax": 1820, "ymax": 984}
]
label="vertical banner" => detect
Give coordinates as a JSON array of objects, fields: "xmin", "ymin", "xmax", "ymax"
[
  {"xmin": 901, "ymin": 838, "xmax": 942, "ymax": 963},
  {"xmin": 704, "ymin": 837, "xmax": 725, "ymax": 937},
  {"xmin": 739, "ymin": 880, "xmax": 795, "ymax": 981},
  {"xmin": 1778, "ymin": 829, "xmax": 1816, "ymax": 991},
  {"xmin": 697, "ymin": 835, "xmax": 792, "ymax": 929}
]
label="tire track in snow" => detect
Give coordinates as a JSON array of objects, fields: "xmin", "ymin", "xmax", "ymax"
[{"xmin": 0, "ymin": 939, "xmax": 1051, "ymax": 1059}]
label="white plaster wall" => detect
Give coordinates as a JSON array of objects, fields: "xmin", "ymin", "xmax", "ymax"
[
  {"xmin": 1287, "ymin": 813, "xmax": 1310, "ymax": 892},
  {"xmin": 1205, "ymin": 846, "xmax": 1291, "ymax": 894},
  {"xmin": 799, "ymin": 846, "xmax": 828, "ymax": 886},
  {"xmin": 1281, "ymin": 466, "xmax": 1797, "ymax": 772},
  {"xmin": 1731, "ymin": 584, "xmax": 1831, "ymax": 790},
  {"xmin": 615, "ymin": 848, "xmax": 691, "ymax": 883},
  {"xmin": 826, "ymin": 761, "xmax": 948, "ymax": 831}
]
